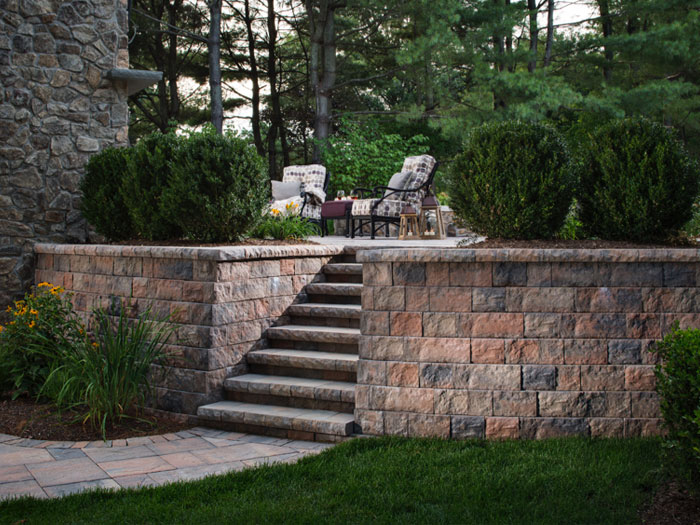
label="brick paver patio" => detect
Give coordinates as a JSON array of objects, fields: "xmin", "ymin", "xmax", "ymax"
[{"xmin": 0, "ymin": 429, "xmax": 332, "ymax": 500}]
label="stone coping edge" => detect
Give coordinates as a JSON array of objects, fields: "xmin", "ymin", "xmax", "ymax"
[
  {"xmin": 357, "ymin": 247, "xmax": 700, "ymax": 263},
  {"xmin": 35, "ymin": 243, "xmax": 347, "ymax": 261}
]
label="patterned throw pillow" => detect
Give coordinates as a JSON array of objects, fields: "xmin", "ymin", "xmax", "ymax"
[
  {"xmin": 283, "ymin": 164, "xmax": 326, "ymax": 205},
  {"xmin": 398, "ymin": 155, "xmax": 436, "ymax": 210}
]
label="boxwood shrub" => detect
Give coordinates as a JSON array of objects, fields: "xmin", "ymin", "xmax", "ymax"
[
  {"xmin": 79, "ymin": 147, "xmax": 133, "ymax": 241},
  {"xmin": 577, "ymin": 117, "xmax": 700, "ymax": 241},
  {"xmin": 121, "ymin": 131, "xmax": 183, "ymax": 241},
  {"xmin": 161, "ymin": 128, "xmax": 268, "ymax": 242},
  {"xmin": 445, "ymin": 121, "xmax": 574, "ymax": 239}
]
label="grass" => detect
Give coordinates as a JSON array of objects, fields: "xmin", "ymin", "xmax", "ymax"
[{"xmin": 1, "ymin": 437, "xmax": 662, "ymax": 524}]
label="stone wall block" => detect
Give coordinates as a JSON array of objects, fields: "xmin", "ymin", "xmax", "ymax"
[
  {"xmin": 520, "ymin": 417, "xmax": 589, "ymax": 439},
  {"xmin": 471, "ymin": 338, "xmax": 505, "ymax": 364},
  {"xmin": 472, "ymin": 287, "xmax": 506, "ymax": 312},
  {"xmin": 564, "ymin": 339, "xmax": 607, "ymax": 365},
  {"xmin": 358, "ymin": 360, "xmax": 387, "ymax": 386},
  {"xmin": 420, "ymin": 363, "xmax": 454, "ymax": 389},
  {"xmin": 356, "ymin": 409, "xmax": 383, "ymax": 435},
  {"xmin": 393, "ymin": 262, "xmax": 426, "ymax": 286},
  {"xmin": 485, "ymin": 417, "xmax": 519, "ymax": 439},
  {"xmin": 451, "ymin": 416, "xmax": 485, "ymax": 439},
  {"xmin": 555, "ymin": 365, "xmax": 581, "ymax": 391},
  {"xmin": 625, "ymin": 366, "xmax": 656, "ymax": 391},
  {"xmin": 630, "ymin": 392, "xmax": 660, "ymax": 418},
  {"xmin": 429, "ymin": 287, "xmax": 471, "ymax": 312},
  {"xmin": 449, "ymin": 262, "xmax": 491, "ymax": 287},
  {"xmin": 493, "ymin": 262, "xmax": 527, "ymax": 286},
  {"xmin": 505, "ymin": 339, "xmax": 563, "ymax": 364},
  {"xmin": 426, "ymin": 262, "xmax": 449, "ymax": 286},
  {"xmin": 405, "ymin": 287, "xmax": 429, "ymax": 312},
  {"xmin": 406, "ymin": 337, "xmax": 470, "ymax": 363},
  {"xmin": 580, "ymin": 365, "xmax": 626, "ymax": 391},
  {"xmin": 663, "ymin": 263, "xmax": 697, "ymax": 287},
  {"xmin": 387, "ymin": 362, "xmax": 419, "ymax": 387},
  {"xmin": 608, "ymin": 339, "xmax": 642, "ymax": 364},
  {"xmin": 363, "ymin": 262, "xmax": 393, "ymax": 286},
  {"xmin": 575, "ymin": 287, "xmax": 642, "ymax": 313},
  {"xmin": 374, "ymin": 286, "xmax": 405, "ymax": 311},
  {"xmin": 493, "ymin": 391, "xmax": 537, "ymax": 417},
  {"xmin": 460, "ymin": 313, "xmax": 523, "ymax": 338},
  {"xmin": 422, "ymin": 312, "xmax": 456, "ymax": 337},
  {"xmin": 589, "ymin": 418, "xmax": 624, "ymax": 438},
  {"xmin": 522, "ymin": 365, "xmax": 556, "ymax": 390},
  {"xmin": 384, "ymin": 412, "xmax": 408, "ymax": 436},
  {"xmin": 455, "ymin": 364, "xmax": 521, "ymax": 391},
  {"xmin": 526, "ymin": 262, "xmax": 551, "ymax": 287},
  {"xmin": 408, "ymin": 414, "xmax": 451, "ymax": 438}
]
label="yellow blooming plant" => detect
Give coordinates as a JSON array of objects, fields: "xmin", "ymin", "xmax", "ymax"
[{"xmin": 0, "ymin": 283, "xmax": 87, "ymax": 398}]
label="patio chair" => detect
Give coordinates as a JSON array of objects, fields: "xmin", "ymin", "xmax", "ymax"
[
  {"xmin": 350, "ymin": 155, "xmax": 438, "ymax": 239},
  {"xmin": 270, "ymin": 164, "xmax": 330, "ymax": 227}
]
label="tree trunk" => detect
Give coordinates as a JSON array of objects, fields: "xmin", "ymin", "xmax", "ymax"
[
  {"xmin": 543, "ymin": 0, "xmax": 554, "ymax": 67},
  {"xmin": 527, "ymin": 0, "xmax": 538, "ymax": 73},
  {"xmin": 208, "ymin": 0, "xmax": 223, "ymax": 133},
  {"xmin": 166, "ymin": 0, "xmax": 181, "ymax": 120},
  {"xmin": 244, "ymin": 0, "xmax": 264, "ymax": 155},
  {"xmin": 505, "ymin": 0, "xmax": 514, "ymax": 72},
  {"xmin": 492, "ymin": 0, "xmax": 505, "ymax": 72},
  {"xmin": 267, "ymin": 0, "xmax": 280, "ymax": 178},
  {"xmin": 597, "ymin": 0, "xmax": 613, "ymax": 82}
]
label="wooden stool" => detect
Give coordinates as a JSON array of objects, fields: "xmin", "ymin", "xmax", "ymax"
[
  {"xmin": 419, "ymin": 195, "xmax": 446, "ymax": 240},
  {"xmin": 398, "ymin": 206, "xmax": 420, "ymax": 240}
]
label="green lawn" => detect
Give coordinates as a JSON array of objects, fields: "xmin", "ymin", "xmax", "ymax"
[{"xmin": 1, "ymin": 437, "xmax": 662, "ymax": 524}]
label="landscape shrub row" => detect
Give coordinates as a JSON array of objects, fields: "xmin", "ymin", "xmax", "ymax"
[
  {"xmin": 80, "ymin": 127, "xmax": 269, "ymax": 242},
  {"xmin": 446, "ymin": 117, "xmax": 700, "ymax": 241}
]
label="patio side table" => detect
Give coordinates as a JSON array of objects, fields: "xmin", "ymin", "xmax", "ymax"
[{"xmin": 320, "ymin": 199, "xmax": 354, "ymax": 237}]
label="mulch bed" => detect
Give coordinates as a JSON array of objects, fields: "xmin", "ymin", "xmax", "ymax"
[
  {"xmin": 110, "ymin": 239, "xmax": 317, "ymax": 247},
  {"xmin": 640, "ymin": 481, "xmax": 700, "ymax": 525},
  {"xmin": 468, "ymin": 238, "xmax": 700, "ymax": 249},
  {"xmin": 0, "ymin": 394, "xmax": 190, "ymax": 442}
]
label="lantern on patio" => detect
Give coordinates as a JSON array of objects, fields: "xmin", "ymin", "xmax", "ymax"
[{"xmin": 419, "ymin": 195, "xmax": 445, "ymax": 240}]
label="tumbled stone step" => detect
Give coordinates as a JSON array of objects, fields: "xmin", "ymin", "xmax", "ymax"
[
  {"xmin": 287, "ymin": 303, "xmax": 361, "ymax": 320},
  {"xmin": 305, "ymin": 282, "xmax": 363, "ymax": 296},
  {"xmin": 197, "ymin": 401, "xmax": 355, "ymax": 436},
  {"xmin": 225, "ymin": 374, "xmax": 355, "ymax": 404},
  {"xmin": 323, "ymin": 263, "xmax": 363, "ymax": 275},
  {"xmin": 266, "ymin": 324, "xmax": 360, "ymax": 345},
  {"xmin": 247, "ymin": 348, "xmax": 358, "ymax": 373}
]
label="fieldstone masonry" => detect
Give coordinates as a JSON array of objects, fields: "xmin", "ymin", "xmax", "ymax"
[
  {"xmin": 34, "ymin": 243, "xmax": 345, "ymax": 415},
  {"xmin": 355, "ymin": 248, "xmax": 700, "ymax": 440},
  {"xmin": 1, "ymin": 0, "xmax": 129, "ymax": 310}
]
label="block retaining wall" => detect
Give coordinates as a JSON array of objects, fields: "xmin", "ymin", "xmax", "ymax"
[
  {"xmin": 34, "ymin": 243, "xmax": 345, "ymax": 416},
  {"xmin": 355, "ymin": 248, "xmax": 700, "ymax": 440}
]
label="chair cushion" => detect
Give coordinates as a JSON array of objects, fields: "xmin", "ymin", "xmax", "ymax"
[
  {"xmin": 283, "ymin": 164, "xmax": 326, "ymax": 205},
  {"xmin": 352, "ymin": 198, "xmax": 406, "ymax": 218},
  {"xmin": 272, "ymin": 180, "xmax": 302, "ymax": 201},
  {"xmin": 384, "ymin": 171, "xmax": 411, "ymax": 198}
]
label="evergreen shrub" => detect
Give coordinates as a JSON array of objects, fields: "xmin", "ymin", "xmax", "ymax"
[
  {"xmin": 121, "ymin": 131, "xmax": 183, "ymax": 240},
  {"xmin": 161, "ymin": 127, "xmax": 268, "ymax": 242},
  {"xmin": 79, "ymin": 147, "xmax": 133, "ymax": 241},
  {"xmin": 445, "ymin": 120, "xmax": 574, "ymax": 239},
  {"xmin": 652, "ymin": 324, "xmax": 700, "ymax": 485},
  {"xmin": 577, "ymin": 117, "xmax": 700, "ymax": 241}
]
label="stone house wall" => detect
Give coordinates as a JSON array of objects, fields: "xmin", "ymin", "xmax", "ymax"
[
  {"xmin": 355, "ymin": 248, "xmax": 700, "ymax": 440},
  {"xmin": 1, "ymin": 0, "xmax": 129, "ymax": 310},
  {"xmin": 34, "ymin": 243, "xmax": 346, "ymax": 416}
]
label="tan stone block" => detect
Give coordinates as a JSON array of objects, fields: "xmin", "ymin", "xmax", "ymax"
[
  {"xmin": 625, "ymin": 366, "xmax": 656, "ymax": 391},
  {"xmin": 449, "ymin": 262, "xmax": 492, "ymax": 287},
  {"xmin": 406, "ymin": 337, "xmax": 470, "ymax": 363},
  {"xmin": 460, "ymin": 313, "xmax": 523, "ymax": 338},
  {"xmin": 293, "ymin": 258, "xmax": 321, "ymax": 275},
  {"xmin": 356, "ymin": 409, "xmax": 383, "ymax": 435},
  {"xmin": 384, "ymin": 412, "xmax": 408, "ymax": 436},
  {"xmin": 216, "ymin": 262, "xmax": 249, "ymax": 281},
  {"xmin": 576, "ymin": 288, "xmax": 642, "ymax": 313},
  {"xmin": 363, "ymin": 262, "xmax": 393, "ymax": 286},
  {"xmin": 556, "ymin": 365, "xmax": 581, "ymax": 391},
  {"xmin": 362, "ymin": 336, "xmax": 406, "ymax": 361},
  {"xmin": 520, "ymin": 287, "xmax": 575, "ymax": 312},
  {"xmin": 624, "ymin": 418, "xmax": 665, "ymax": 437},
  {"xmin": 387, "ymin": 362, "xmax": 419, "ymax": 387},
  {"xmin": 564, "ymin": 339, "xmax": 607, "ymax": 365},
  {"xmin": 428, "ymin": 287, "xmax": 471, "ymax": 312},
  {"xmin": 485, "ymin": 417, "xmax": 519, "ymax": 440},
  {"xmin": 358, "ymin": 360, "xmax": 387, "ymax": 386},
  {"xmin": 374, "ymin": 286, "xmax": 405, "ymax": 311},
  {"xmin": 280, "ymin": 258, "xmax": 295, "ymax": 275},
  {"xmin": 630, "ymin": 391, "xmax": 660, "ymax": 418},
  {"xmin": 642, "ymin": 288, "xmax": 700, "ymax": 313},
  {"xmin": 520, "ymin": 417, "xmax": 588, "ymax": 439},
  {"xmin": 370, "ymin": 386, "xmax": 433, "ymax": 413},
  {"xmin": 471, "ymin": 339, "xmax": 504, "ymax": 364},
  {"xmin": 408, "ymin": 414, "xmax": 450, "ymax": 438},
  {"xmin": 434, "ymin": 390, "xmax": 493, "ymax": 416},
  {"xmin": 355, "ymin": 384, "xmax": 370, "ymax": 409},
  {"xmin": 405, "ymin": 287, "xmax": 429, "ymax": 312},
  {"xmin": 361, "ymin": 311, "xmax": 390, "ymax": 336},
  {"xmin": 423, "ymin": 312, "xmax": 457, "ymax": 337},
  {"xmin": 247, "ymin": 260, "xmax": 282, "ymax": 278},
  {"xmin": 589, "ymin": 418, "xmax": 624, "ymax": 438},
  {"xmin": 362, "ymin": 287, "xmax": 374, "ymax": 310},
  {"xmin": 505, "ymin": 339, "xmax": 564, "ymax": 364},
  {"xmin": 493, "ymin": 391, "xmax": 537, "ymax": 416},
  {"xmin": 524, "ymin": 313, "xmax": 562, "ymax": 338},
  {"xmin": 589, "ymin": 392, "xmax": 630, "ymax": 418},
  {"xmin": 454, "ymin": 364, "xmax": 521, "ymax": 391},
  {"xmin": 574, "ymin": 313, "xmax": 627, "ymax": 338},
  {"xmin": 580, "ymin": 365, "xmax": 625, "ymax": 391},
  {"xmin": 426, "ymin": 262, "xmax": 449, "ymax": 286},
  {"xmin": 538, "ymin": 391, "xmax": 587, "ymax": 417},
  {"xmin": 391, "ymin": 312, "xmax": 422, "ymax": 336},
  {"xmin": 527, "ymin": 263, "xmax": 552, "ymax": 287},
  {"xmin": 626, "ymin": 313, "xmax": 661, "ymax": 339}
]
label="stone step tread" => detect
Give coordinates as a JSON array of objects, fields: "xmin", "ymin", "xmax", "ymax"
[
  {"xmin": 305, "ymin": 282, "xmax": 363, "ymax": 296},
  {"xmin": 225, "ymin": 374, "xmax": 355, "ymax": 403},
  {"xmin": 287, "ymin": 303, "xmax": 361, "ymax": 319},
  {"xmin": 248, "ymin": 349, "xmax": 358, "ymax": 372},
  {"xmin": 197, "ymin": 401, "xmax": 355, "ymax": 436},
  {"xmin": 266, "ymin": 324, "xmax": 360, "ymax": 344},
  {"xmin": 323, "ymin": 263, "xmax": 363, "ymax": 275}
]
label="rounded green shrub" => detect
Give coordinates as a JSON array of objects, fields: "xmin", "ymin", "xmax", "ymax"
[
  {"xmin": 445, "ymin": 121, "xmax": 574, "ymax": 239},
  {"xmin": 160, "ymin": 128, "xmax": 268, "ymax": 242},
  {"xmin": 121, "ymin": 132, "xmax": 183, "ymax": 241},
  {"xmin": 79, "ymin": 147, "xmax": 133, "ymax": 241},
  {"xmin": 577, "ymin": 117, "xmax": 700, "ymax": 241}
]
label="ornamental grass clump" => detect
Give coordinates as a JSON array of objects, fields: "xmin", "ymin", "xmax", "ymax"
[
  {"xmin": 445, "ymin": 120, "xmax": 575, "ymax": 239},
  {"xmin": 252, "ymin": 201, "xmax": 320, "ymax": 240},
  {"xmin": 577, "ymin": 117, "xmax": 700, "ymax": 241},
  {"xmin": 0, "ymin": 283, "xmax": 86, "ymax": 398}
]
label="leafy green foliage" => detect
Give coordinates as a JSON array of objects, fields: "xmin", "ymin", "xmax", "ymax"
[
  {"xmin": 446, "ymin": 120, "xmax": 574, "ymax": 239},
  {"xmin": 80, "ymin": 147, "xmax": 134, "ymax": 241},
  {"xmin": 44, "ymin": 303, "xmax": 175, "ymax": 439},
  {"xmin": 250, "ymin": 215, "xmax": 320, "ymax": 240},
  {"xmin": 322, "ymin": 119, "xmax": 429, "ymax": 197},
  {"xmin": 577, "ymin": 118, "xmax": 700, "ymax": 241},
  {"xmin": 652, "ymin": 324, "xmax": 700, "ymax": 485},
  {"xmin": 121, "ymin": 132, "xmax": 183, "ymax": 241},
  {"xmin": 0, "ymin": 283, "xmax": 85, "ymax": 399},
  {"xmin": 161, "ymin": 127, "xmax": 268, "ymax": 242}
]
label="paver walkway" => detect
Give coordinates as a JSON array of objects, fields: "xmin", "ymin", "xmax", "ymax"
[{"xmin": 0, "ymin": 428, "xmax": 332, "ymax": 500}]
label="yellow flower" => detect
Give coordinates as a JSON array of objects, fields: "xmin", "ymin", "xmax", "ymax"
[
  {"xmin": 92, "ymin": 342, "xmax": 99, "ymax": 348},
  {"xmin": 0, "ymin": 326, "xmax": 3, "ymax": 334},
  {"xmin": 28, "ymin": 321, "xmax": 35, "ymax": 329},
  {"xmin": 38, "ymin": 282, "xmax": 52, "ymax": 288},
  {"xmin": 50, "ymin": 286, "xmax": 63, "ymax": 295},
  {"xmin": 30, "ymin": 309, "xmax": 38, "ymax": 316},
  {"xmin": 292, "ymin": 203, "xmax": 299, "ymax": 208},
  {"xmin": 5, "ymin": 306, "xmax": 11, "ymax": 313},
  {"xmin": 271, "ymin": 208, "xmax": 280, "ymax": 216},
  {"xmin": 9, "ymin": 321, "xmax": 15, "ymax": 326},
  {"xmin": 79, "ymin": 329, "xmax": 84, "ymax": 335}
]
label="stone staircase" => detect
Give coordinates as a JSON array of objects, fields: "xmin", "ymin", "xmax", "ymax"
[{"xmin": 197, "ymin": 254, "xmax": 362, "ymax": 442}]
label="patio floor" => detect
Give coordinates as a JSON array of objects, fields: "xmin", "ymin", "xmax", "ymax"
[
  {"xmin": 309, "ymin": 234, "xmax": 480, "ymax": 248},
  {"xmin": 0, "ymin": 429, "xmax": 332, "ymax": 500}
]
